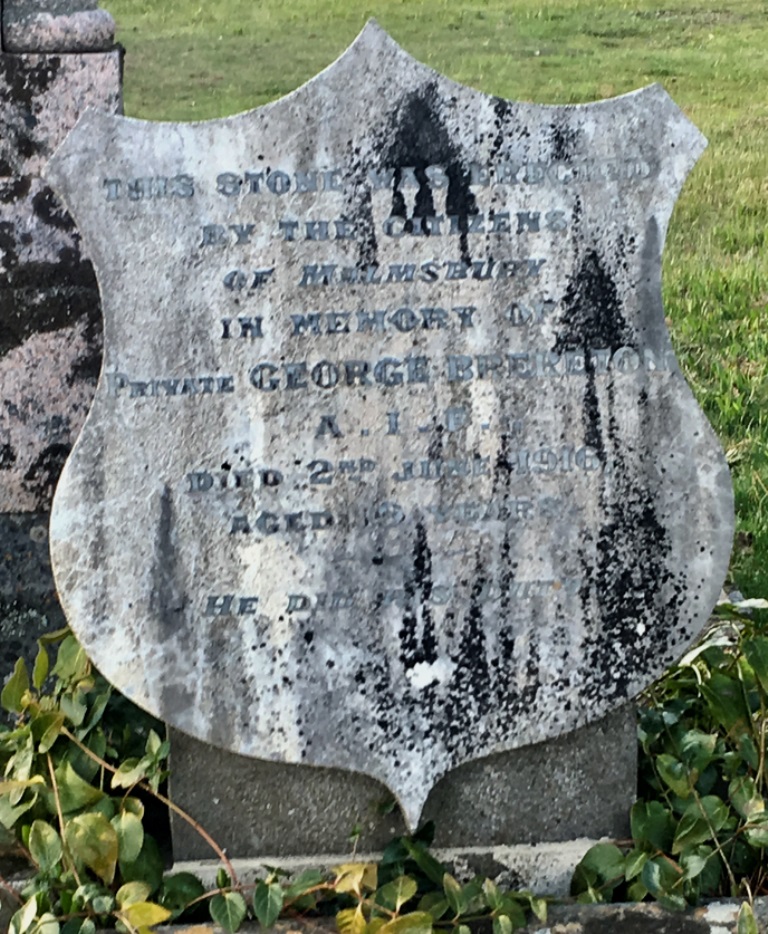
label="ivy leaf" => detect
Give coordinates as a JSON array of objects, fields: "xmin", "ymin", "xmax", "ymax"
[
  {"xmin": 729, "ymin": 776, "xmax": 765, "ymax": 820},
  {"xmin": 116, "ymin": 881, "xmax": 152, "ymax": 908},
  {"xmin": 28, "ymin": 821, "xmax": 63, "ymax": 873},
  {"xmin": 656, "ymin": 754, "xmax": 694, "ymax": 799},
  {"xmin": 418, "ymin": 892, "xmax": 449, "ymax": 920},
  {"xmin": 145, "ymin": 730, "xmax": 163, "ymax": 757},
  {"xmin": 51, "ymin": 761, "xmax": 104, "ymax": 814},
  {"xmin": 679, "ymin": 731, "xmax": 718, "ymax": 773},
  {"xmin": 337, "ymin": 906, "xmax": 367, "ymax": 934},
  {"xmin": 624, "ymin": 849, "xmax": 649, "ymax": 881},
  {"xmin": 33, "ymin": 713, "xmax": 66, "ymax": 754},
  {"xmin": 11, "ymin": 896, "xmax": 38, "ymax": 934},
  {"xmin": 51, "ymin": 637, "xmax": 89, "ymax": 684},
  {"xmin": 121, "ymin": 902, "xmax": 172, "ymax": 928},
  {"xmin": 2, "ymin": 659, "xmax": 30, "ymax": 714},
  {"xmin": 334, "ymin": 862, "xmax": 377, "ymax": 896},
  {"xmin": 442, "ymin": 874, "xmax": 467, "ymax": 916},
  {"xmin": 701, "ymin": 673, "xmax": 749, "ymax": 735},
  {"xmin": 61, "ymin": 917, "xmax": 96, "ymax": 934},
  {"xmin": 526, "ymin": 896, "xmax": 547, "ymax": 923},
  {"xmin": 672, "ymin": 797, "xmax": 728, "ymax": 855},
  {"xmin": 482, "ymin": 878, "xmax": 501, "ymax": 911},
  {"xmin": 210, "ymin": 892, "xmax": 247, "ymax": 933},
  {"xmin": 402, "ymin": 839, "xmax": 446, "ymax": 885},
  {"xmin": 32, "ymin": 646, "xmax": 49, "ymax": 691},
  {"xmin": 253, "ymin": 880, "xmax": 283, "ymax": 928},
  {"xmin": 65, "ymin": 812, "xmax": 119, "ymax": 885},
  {"xmin": 121, "ymin": 796, "xmax": 145, "ymax": 819},
  {"xmin": 680, "ymin": 845, "xmax": 713, "ymax": 882},
  {"xmin": 110, "ymin": 757, "xmax": 149, "ymax": 790},
  {"xmin": 641, "ymin": 857, "xmax": 686, "ymax": 911},
  {"xmin": 112, "ymin": 810, "xmax": 144, "ymax": 864},
  {"xmin": 119, "ymin": 834, "xmax": 164, "ymax": 892},
  {"xmin": 573, "ymin": 843, "xmax": 625, "ymax": 891},
  {"xmin": 493, "ymin": 916, "xmax": 514, "ymax": 934},
  {"xmin": 737, "ymin": 902, "xmax": 759, "ymax": 934},
  {"xmin": 283, "ymin": 869, "xmax": 324, "ymax": 900},
  {"xmin": 60, "ymin": 692, "xmax": 87, "ymax": 728},
  {"xmin": 738, "ymin": 734, "xmax": 760, "ymax": 771},
  {"xmin": 377, "ymin": 876, "xmax": 418, "ymax": 913},
  {"xmin": 159, "ymin": 872, "xmax": 205, "ymax": 918},
  {"xmin": 31, "ymin": 913, "xmax": 59, "ymax": 934},
  {"xmin": 630, "ymin": 800, "xmax": 675, "ymax": 852},
  {"xmin": 378, "ymin": 911, "xmax": 434, "ymax": 934},
  {"xmin": 71, "ymin": 882, "xmax": 112, "ymax": 912},
  {"xmin": 743, "ymin": 637, "xmax": 768, "ymax": 694},
  {"xmin": 744, "ymin": 812, "xmax": 768, "ymax": 847}
]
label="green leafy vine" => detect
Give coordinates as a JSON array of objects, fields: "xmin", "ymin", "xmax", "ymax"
[{"xmin": 2, "ymin": 602, "xmax": 768, "ymax": 933}]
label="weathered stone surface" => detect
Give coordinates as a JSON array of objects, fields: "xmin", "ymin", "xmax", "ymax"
[
  {"xmin": 45, "ymin": 24, "xmax": 733, "ymax": 830},
  {"xmin": 0, "ymin": 515, "xmax": 63, "ymax": 677},
  {"xmin": 0, "ymin": 51, "xmax": 121, "ymax": 680},
  {"xmin": 0, "ymin": 52, "xmax": 122, "ymax": 514},
  {"xmin": 170, "ymin": 706, "xmax": 635, "ymax": 859},
  {"xmin": 3, "ymin": 1, "xmax": 115, "ymax": 53}
]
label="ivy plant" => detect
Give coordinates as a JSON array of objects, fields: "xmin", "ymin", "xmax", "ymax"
[
  {"xmin": 3, "ymin": 602, "xmax": 768, "ymax": 934},
  {"xmin": 574, "ymin": 598, "xmax": 768, "ymax": 934},
  {"xmin": 0, "ymin": 629, "xmax": 547, "ymax": 933}
]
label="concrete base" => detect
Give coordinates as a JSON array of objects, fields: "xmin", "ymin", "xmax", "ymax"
[
  {"xmin": 169, "ymin": 704, "xmax": 636, "ymax": 861},
  {"xmin": 148, "ymin": 898, "xmax": 768, "ymax": 933},
  {"xmin": 174, "ymin": 838, "xmax": 599, "ymax": 898}
]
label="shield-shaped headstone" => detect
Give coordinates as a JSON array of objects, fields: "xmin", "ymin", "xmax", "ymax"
[{"xmin": 45, "ymin": 23, "xmax": 733, "ymax": 830}]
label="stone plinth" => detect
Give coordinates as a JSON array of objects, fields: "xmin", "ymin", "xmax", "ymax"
[{"xmin": 170, "ymin": 706, "xmax": 636, "ymax": 861}]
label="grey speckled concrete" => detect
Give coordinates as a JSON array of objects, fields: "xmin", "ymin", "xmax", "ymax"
[
  {"xmin": 46, "ymin": 24, "xmax": 732, "ymax": 830},
  {"xmin": 170, "ymin": 705, "xmax": 635, "ymax": 860}
]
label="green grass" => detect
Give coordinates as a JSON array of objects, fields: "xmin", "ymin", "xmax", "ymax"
[{"xmin": 106, "ymin": 0, "xmax": 768, "ymax": 594}]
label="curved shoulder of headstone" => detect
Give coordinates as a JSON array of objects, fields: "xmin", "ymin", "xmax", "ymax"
[{"xmin": 3, "ymin": 0, "xmax": 115, "ymax": 53}]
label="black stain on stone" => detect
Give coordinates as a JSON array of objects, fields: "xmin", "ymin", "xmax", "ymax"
[
  {"xmin": 548, "ymin": 121, "xmax": 580, "ymax": 162},
  {"xmin": 0, "ymin": 218, "xmax": 101, "ymax": 359},
  {"xmin": 0, "ymin": 57, "xmax": 62, "ymax": 172},
  {"xmin": 376, "ymin": 81, "xmax": 478, "ymax": 265},
  {"xmin": 22, "ymin": 443, "xmax": 69, "ymax": 502},
  {"xmin": 149, "ymin": 484, "xmax": 185, "ymax": 637},
  {"xmin": 554, "ymin": 249, "xmax": 632, "ymax": 354},
  {"xmin": 444, "ymin": 564, "xmax": 492, "ymax": 753},
  {"xmin": 399, "ymin": 519, "xmax": 438, "ymax": 669},
  {"xmin": 0, "ymin": 176, "xmax": 31, "ymax": 204},
  {"xmin": 344, "ymin": 141, "xmax": 379, "ymax": 269},
  {"xmin": 31, "ymin": 188, "xmax": 72, "ymax": 231},
  {"xmin": 0, "ymin": 444, "xmax": 16, "ymax": 469},
  {"xmin": 489, "ymin": 97, "xmax": 513, "ymax": 164},
  {"xmin": 552, "ymin": 248, "xmax": 684, "ymax": 706},
  {"xmin": 554, "ymin": 248, "xmax": 632, "ymax": 465}
]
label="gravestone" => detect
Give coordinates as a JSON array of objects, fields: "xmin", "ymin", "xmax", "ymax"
[
  {"xmin": 44, "ymin": 23, "xmax": 733, "ymax": 867},
  {"xmin": 0, "ymin": 0, "xmax": 120, "ymax": 679}
]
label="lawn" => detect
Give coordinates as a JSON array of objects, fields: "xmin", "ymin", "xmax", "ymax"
[{"xmin": 105, "ymin": 0, "xmax": 768, "ymax": 595}]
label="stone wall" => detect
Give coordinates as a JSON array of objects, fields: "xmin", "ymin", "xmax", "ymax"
[{"xmin": 0, "ymin": 0, "xmax": 121, "ymax": 678}]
